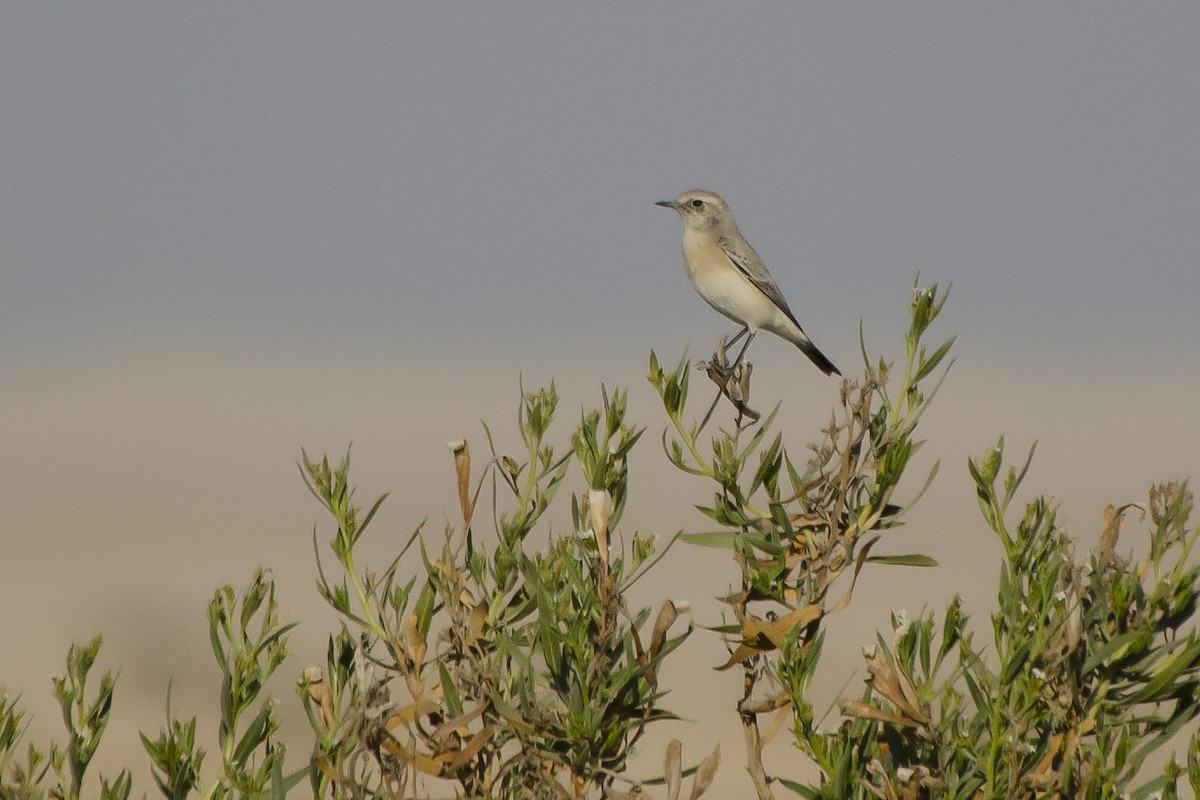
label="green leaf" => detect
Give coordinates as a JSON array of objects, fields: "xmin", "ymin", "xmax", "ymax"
[
  {"xmin": 1188, "ymin": 730, "xmax": 1200, "ymax": 794},
  {"xmin": 271, "ymin": 758, "xmax": 310, "ymax": 799},
  {"xmin": 680, "ymin": 530, "xmax": 784, "ymax": 556},
  {"xmin": 1128, "ymin": 637, "xmax": 1200, "ymax": 705},
  {"xmin": 231, "ymin": 701, "xmax": 275, "ymax": 764},
  {"xmin": 414, "ymin": 580, "xmax": 436, "ymax": 638},
  {"xmin": 1081, "ymin": 629, "xmax": 1155, "ymax": 673},
  {"xmin": 1003, "ymin": 441, "xmax": 1038, "ymax": 507},
  {"xmin": 912, "ymin": 336, "xmax": 956, "ymax": 383},
  {"xmin": 865, "ymin": 553, "xmax": 939, "ymax": 567},
  {"xmin": 438, "ymin": 662, "xmax": 462, "ymax": 718},
  {"xmin": 775, "ymin": 776, "xmax": 820, "ymax": 798}
]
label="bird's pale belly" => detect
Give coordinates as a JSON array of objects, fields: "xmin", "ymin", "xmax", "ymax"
[{"xmin": 688, "ymin": 264, "xmax": 786, "ymax": 333}]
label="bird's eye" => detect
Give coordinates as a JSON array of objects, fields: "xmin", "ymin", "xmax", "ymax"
[{"xmin": 690, "ymin": 199, "xmax": 704, "ymax": 208}]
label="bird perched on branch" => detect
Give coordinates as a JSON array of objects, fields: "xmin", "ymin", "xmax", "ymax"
[{"xmin": 656, "ymin": 189, "xmax": 840, "ymax": 377}]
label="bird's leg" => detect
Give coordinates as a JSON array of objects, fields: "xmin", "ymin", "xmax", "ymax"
[
  {"xmin": 725, "ymin": 326, "xmax": 749, "ymax": 350},
  {"xmin": 731, "ymin": 330, "xmax": 756, "ymax": 368}
]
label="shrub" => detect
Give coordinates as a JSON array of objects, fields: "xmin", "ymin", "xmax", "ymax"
[{"xmin": 3, "ymin": 283, "xmax": 1197, "ymax": 800}]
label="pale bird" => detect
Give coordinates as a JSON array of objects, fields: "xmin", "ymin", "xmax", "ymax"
[{"xmin": 656, "ymin": 189, "xmax": 840, "ymax": 377}]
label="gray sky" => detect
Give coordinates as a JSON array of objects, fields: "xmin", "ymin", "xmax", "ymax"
[{"xmin": 3, "ymin": 5, "xmax": 1199, "ymax": 797}]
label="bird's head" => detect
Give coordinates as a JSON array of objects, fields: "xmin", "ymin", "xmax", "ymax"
[{"xmin": 655, "ymin": 189, "xmax": 734, "ymax": 232}]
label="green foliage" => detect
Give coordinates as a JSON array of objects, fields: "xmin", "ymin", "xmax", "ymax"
[
  {"xmin": 2, "ymin": 281, "xmax": 1197, "ymax": 800},
  {"xmin": 649, "ymin": 279, "xmax": 952, "ymax": 799},
  {"xmin": 652, "ymin": 281, "xmax": 1200, "ymax": 799},
  {"xmin": 801, "ymin": 460, "xmax": 1200, "ymax": 800},
  {"xmin": 138, "ymin": 567, "xmax": 305, "ymax": 800},
  {"xmin": 47, "ymin": 637, "xmax": 126, "ymax": 800},
  {"xmin": 0, "ymin": 638, "xmax": 130, "ymax": 800},
  {"xmin": 139, "ymin": 691, "xmax": 203, "ymax": 800},
  {"xmin": 295, "ymin": 383, "xmax": 691, "ymax": 799}
]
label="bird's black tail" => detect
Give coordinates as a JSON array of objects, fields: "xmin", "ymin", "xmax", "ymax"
[{"xmin": 797, "ymin": 339, "xmax": 840, "ymax": 377}]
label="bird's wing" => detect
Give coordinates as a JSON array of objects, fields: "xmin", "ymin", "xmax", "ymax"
[{"xmin": 718, "ymin": 235, "xmax": 805, "ymax": 330}]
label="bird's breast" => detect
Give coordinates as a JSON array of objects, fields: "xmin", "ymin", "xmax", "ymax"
[{"xmin": 680, "ymin": 229, "xmax": 779, "ymax": 330}]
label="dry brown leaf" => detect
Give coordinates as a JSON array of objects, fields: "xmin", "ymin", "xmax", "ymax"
[
  {"xmin": 688, "ymin": 743, "xmax": 720, "ymax": 800},
  {"xmin": 716, "ymin": 604, "xmax": 822, "ymax": 669},
  {"xmin": 411, "ymin": 751, "xmax": 452, "ymax": 777},
  {"xmin": 839, "ymin": 699, "xmax": 916, "ymax": 728},
  {"xmin": 765, "ymin": 604, "xmax": 823, "ymax": 648},
  {"xmin": 741, "ymin": 604, "xmax": 824, "ymax": 649},
  {"xmin": 448, "ymin": 439, "xmax": 474, "ymax": 526},
  {"xmin": 404, "ymin": 612, "xmax": 427, "ymax": 666},
  {"xmin": 858, "ymin": 646, "xmax": 930, "ymax": 729},
  {"xmin": 383, "ymin": 697, "xmax": 440, "ymax": 729},
  {"xmin": 302, "ymin": 670, "xmax": 335, "ymax": 730},
  {"xmin": 663, "ymin": 738, "xmax": 682, "ymax": 800},
  {"xmin": 381, "ymin": 736, "xmax": 452, "ymax": 776},
  {"xmin": 446, "ymin": 725, "xmax": 494, "ymax": 772},
  {"xmin": 649, "ymin": 600, "xmax": 680, "ymax": 660},
  {"xmin": 429, "ymin": 705, "xmax": 484, "ymax": 743},
  {"xmin": 862, "ymin": 647, "xmax": 905, "ymax": 708},
  {"xmin": 715, "ymin": 642, "xmax": 771, "ymax": 671},
  {"xmin": 1098, "ymin": 504, "xmax": 1123, "ymax": 553},
  {"xmin": 587, "ymin": 488, "xmax": 610, "ymax": 570},
  {"xmin": 469, "ymin": 601, "xmax": 487, "ymax": 640},
  {"xmin": 1030, "ymin": 730, "xmax": 1063, "ymax": 779},
  {"xmin": 888, "ymin": 632, "xmax": 924, "ymax": 719},
  {"xmin": 759, "ymin": 697, "xmax": 791, "ymax": 745}
]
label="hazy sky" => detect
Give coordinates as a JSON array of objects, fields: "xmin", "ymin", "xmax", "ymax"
[{"xmin": 3, "ymin": 5, "xmax": 1199, "ymax": 797}]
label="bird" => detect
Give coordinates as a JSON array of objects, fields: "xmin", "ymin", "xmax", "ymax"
[{"xmin": 656, "ymin": 189, "xmax": 840, "ymax": 376}]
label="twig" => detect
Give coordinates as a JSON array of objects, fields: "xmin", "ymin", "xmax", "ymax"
[{"xmin": 698, "ymin": 335, "xmax": 761, "ymax": 427}]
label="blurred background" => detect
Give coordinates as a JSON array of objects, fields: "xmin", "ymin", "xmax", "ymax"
[{"xmin": 3, "ymin": 4, "xmax": 1198, "ymax": 796}]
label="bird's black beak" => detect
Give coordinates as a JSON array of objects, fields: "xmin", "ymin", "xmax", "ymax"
[{"xmin": 654, "ymin": 200, "xmax": 675, "ymax": 209}]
